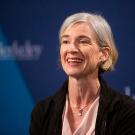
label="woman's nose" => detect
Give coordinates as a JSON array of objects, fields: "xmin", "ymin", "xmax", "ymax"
[{"xmin": 67, "ymin": 43, "xmax": 79, "ymax": 53}]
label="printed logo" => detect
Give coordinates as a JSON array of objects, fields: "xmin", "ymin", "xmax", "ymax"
[
  {"xmin": 124, "ymin": 86, "xmax": 135, "ymax": 100},
  {"xmin": 0, "ymin": 40, "xmax": 43, "ymax": 60}
]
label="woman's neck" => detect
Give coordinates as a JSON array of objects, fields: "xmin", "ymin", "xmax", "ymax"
[{"xmin": 68, "ymin": 75, "xmax": 100, "ymax": 108}]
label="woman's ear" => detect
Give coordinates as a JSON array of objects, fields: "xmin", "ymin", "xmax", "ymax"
[{"xmin": 100, "ymin": 47, "xmax": 110, "ymax": 62}]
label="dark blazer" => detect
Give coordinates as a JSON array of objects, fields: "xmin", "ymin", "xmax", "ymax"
[{"xmin": 30, "ymin": 78, "xmax": 135, "ymax": 135}]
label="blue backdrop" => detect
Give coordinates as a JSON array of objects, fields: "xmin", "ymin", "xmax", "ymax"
[{"xmin": 0, "ymin": 0, "xmax": 135, "ymax": 135}]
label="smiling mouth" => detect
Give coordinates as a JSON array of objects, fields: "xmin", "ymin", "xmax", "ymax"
[{"xmin": 67, "ymin": 58, "xmax": 83, "ymax": 63}]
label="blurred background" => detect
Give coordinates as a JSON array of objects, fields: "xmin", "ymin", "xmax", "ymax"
[{"xmin": 0, "ymin": 0, "xmax": 135, "ymax": 134}]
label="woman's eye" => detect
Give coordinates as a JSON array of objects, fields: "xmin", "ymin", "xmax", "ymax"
[
  {"xmin": 61, "ymin": 40, "xmax": 69, "ymax": 44},
  {"xmin": 80, "ymin": 40, "xmax": 88, "ymax": 43},
  {"xmin": 79, "ymin": 39, "xmax": 91, "ymax": 45}
]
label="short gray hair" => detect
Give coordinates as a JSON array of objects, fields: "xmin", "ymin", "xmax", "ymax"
[{"xmin": 59, "ymin": 12, "xmax": 118, "ymax": 73}]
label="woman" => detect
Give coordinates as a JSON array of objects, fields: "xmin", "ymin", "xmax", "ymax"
[{"xmin": 30, "ymin": 12, "xmax": 135, "ymax": 135}]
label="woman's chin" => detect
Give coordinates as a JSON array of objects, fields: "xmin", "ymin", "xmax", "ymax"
[{"xmin": 65, "ymin": 71, "xmax": 84, "ymax": 78}]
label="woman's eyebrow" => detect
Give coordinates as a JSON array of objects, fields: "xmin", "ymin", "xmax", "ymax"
[
  {"xmin": 78, "ymin": 35, "xmax": 91, "ymax": 39},
  {"xmin": 61, "ymin": 35, "xmax": 92, "ymax": 41},
  {"xmin": 61, "ymin": 35, "xmax": 69, "ymax": 39}
]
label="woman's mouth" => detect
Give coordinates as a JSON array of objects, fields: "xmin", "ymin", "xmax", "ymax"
[{"xmin": 66, "ymin": 58, "xmax": 84, "ymax": 66}]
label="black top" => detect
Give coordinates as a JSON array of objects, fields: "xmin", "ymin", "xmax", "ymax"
[{"xmin": 30, "ymin": 78, "xmax": 135, "ymax": 135}]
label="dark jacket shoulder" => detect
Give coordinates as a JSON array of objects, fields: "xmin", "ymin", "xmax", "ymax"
[
  {"xmin": 29, "ymin": 96, "xmax": 53, "ymax": 135},
  {"xmin": 30, "ymin": 80, "xmax": 68, "ymax": 135}
]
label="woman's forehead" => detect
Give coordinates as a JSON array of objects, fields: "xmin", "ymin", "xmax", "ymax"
[{"xmin": 61, "ymin": 22, "xmax": 96, "ymax": 40}]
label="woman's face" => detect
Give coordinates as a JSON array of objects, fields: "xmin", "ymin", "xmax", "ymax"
[{"xmin": 60, "ymin": 22, "xmax": 104, "ymax": 78}]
